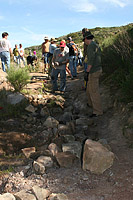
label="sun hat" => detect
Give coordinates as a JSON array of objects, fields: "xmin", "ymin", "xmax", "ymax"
[
  {"xmin": 60, "ymin": 41, "xmax": 66, "ymax": 47},
  {"xmin": 44, "ymin": 36, "xmax": 49, "ymax": 40},
  {"xmin": 50, "ymin": 37, "xmax": 57, "ymax": 42},
  {"xmin": 83, "ymin": 31, "xmax": 94, "ymax": 41}
]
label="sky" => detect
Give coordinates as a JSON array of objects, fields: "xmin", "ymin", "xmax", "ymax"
[{"xmin": 0, "ymin": 0, "xmax": 133, "ymax": 48}]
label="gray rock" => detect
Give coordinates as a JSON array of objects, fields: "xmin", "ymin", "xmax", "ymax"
[
  {"xmin": 33, "ymin": 161, "xmax": 46, "ymax": 175},
  {"xmin": 62, "ymin": 141, "xmax": 82, "ymax": 158},
  {"xmin": 25, "ymin": 104, "xmax": 37, "ymax": 113},
  {"xmin": 36, "ymin": 156, "xmax": 53, "ymax": 168},
  {"xmin": 7, "ymin": 93, "xmax": 25, "ymax": 105},
  {"xmin": 59, "ymin": 112, "xmax": 72, "ymax": 123},
  {"xmin": 43, "ymin": 116, "xmax": 59, "ymax": 128}
]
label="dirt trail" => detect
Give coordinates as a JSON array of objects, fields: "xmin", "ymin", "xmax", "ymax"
[{"xmin": 0, "ymin": 66, "xmax": 133, "ymax": 200}]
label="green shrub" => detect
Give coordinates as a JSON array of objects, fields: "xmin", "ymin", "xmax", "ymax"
[{"xmin": 6, "ymin": 66, "xmax": 31, "ymax": 92}]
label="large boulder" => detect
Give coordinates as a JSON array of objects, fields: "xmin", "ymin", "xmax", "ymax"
[{"xmin": 83, "ymin": 139, "xmax": 115, "ymax": 174}]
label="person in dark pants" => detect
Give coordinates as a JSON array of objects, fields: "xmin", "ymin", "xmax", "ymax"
[{"xmin": 51, "ymin": 41, "xmax": 69, "ymax": 93}]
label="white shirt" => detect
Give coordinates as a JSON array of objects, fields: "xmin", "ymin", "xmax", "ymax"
[
  {"xmin": 0, "ymin": 38, "xmax": 11, "ymax": 52},
  {"xmin": 18, "ymin": 47, "xmax": 24, "ymax": 57},
  {"xmin": 49, "ymin": 43, "xmax": 57, "ymax": 54}
]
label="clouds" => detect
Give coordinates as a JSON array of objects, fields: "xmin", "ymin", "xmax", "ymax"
[
  {"xmin": 63, "ymin": 0, "xmax": 97, "ymax": 13},
  {"xmin": 103, "ymin": 0, "xmax": 130, "ymax": 8},
  {"xmin": 62, "ymin": 0, "xmax": 132, "ymax": 13}
]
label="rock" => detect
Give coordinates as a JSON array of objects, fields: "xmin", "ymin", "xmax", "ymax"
[
  {"xmin": 7, "ymin": 93, "xmax": 25, "ymax": 105},
  {"xmin": 36, "ymin": 156, "xmax": 53, "ymax": 168},
  {"xmin": 55, "ymin": 152, "xmax": 76, "ymax": 167},
  {"xmin": 83, "ymin": 139, "xmax": 115, "ymax": 174},
  {"xmin": 62, "ymin": 141, "xmax": 82, "ymax": 159},
  {"xmin": 48, "ymin": 143, "xmax": 60, "ymax": 156},
  {"xmin": 74, "ymin": 133, "xmax": 87, "ymax": 143},
  {"xmin": 15, "ymin": 190, "xmax": 36, "ymax": 200},
  {"xmin": 40, "ymin": 107, "xmax": 50, "ymax": 118},
  {"xmin": 43, "ymin": 116, "xmax": 59, "ymax": 128},
  {"xmin": 62, "ymin": 135, "xmax": 75, "ymax": 143},
  {"xmin": 0, "ymin": 193, "xmax": 16, "ymax": 200},
  {"xmin": 32, "ymin": 185, "xmax": 50, "ymax": 200},
  {"xmin": 33, "ymin": 161, "xmax": 46, "ymax": 174},
  {"xmin": 59, "ymin": 112, "xmax": 73, "ymax": 123},
  {"xmin": 57, "ymin": 124, "xmax": 73, "ymax": 136},
  {"xmin": 25, "ymin": 105, "xmax": 37, "ymax": 113},
  {"xmin": 40, "ymin": 130, "xmax": 53, "ymax": 144},
  {"xmin": 21, "ymin": 147, "xmax": 36, "ymax": 158},
  {"xmin": 49, "ymin": 193, "xmax": 68, "ymax": 200},
  {"xmin": 76, "ymin": 117, "xmax": 93, "ymax": 126}
]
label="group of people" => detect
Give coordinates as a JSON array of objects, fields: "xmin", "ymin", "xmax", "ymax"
[
  {"xmin": 0, "ymin": 29, "xmax": 103, "ymax": 118},
  {"xmin": 13, "ymin": 43, "xmax": 25, "ymax": 66},
  {"xmin": 43, "ymin": 29, "xmax": 103, "ymax": 118},
  {"xmin": 0, "ymin": 32, "xmax": 37, "ymax": 72},
  {"xmin": 41, "ymin": 36, "xmax": 83, "ymax": 91}
]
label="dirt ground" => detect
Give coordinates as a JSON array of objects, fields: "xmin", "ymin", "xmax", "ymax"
[{"xmin": 0, "ymin": 65, "xmax": 133, "ymax": 200}]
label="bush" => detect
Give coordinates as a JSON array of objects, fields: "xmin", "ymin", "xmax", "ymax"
[
  {"xmin": 6, "ymin": 66, "xmax": 30, "ymax": 92},
  {"xmin": 102, "ymin": 29, "xmax": 133, "ymax": 102}
]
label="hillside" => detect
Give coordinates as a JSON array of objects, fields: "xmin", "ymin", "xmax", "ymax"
[
  {"xmin": 25, "ymin": 23, "xmax": 133, "ymax": 104},
  {"xmin": 0, "ymin": 23, "xmax": 132, "ymax": 199}
]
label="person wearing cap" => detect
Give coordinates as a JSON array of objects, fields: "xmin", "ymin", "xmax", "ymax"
[
  {"xmin": 51, "ymin": 41, "xmax": 69, "ymax": 93},
  {"xmin": 67, "ymin": 37, "xmax": 78, "ymax": 79},
  {"xmin": 83, "ymin": 31, "xmax": 103, "ymax": 117},
  {"xmin": 48, "ymin": 38, "xmax": 57, "ymax": 78},
  {"xmin": 42, "ymin": 36, "xmax": 50, "ymax": 73},
  {"xmin": 0, "ymin": 32, "xmax": 12, "ymax": 72}
]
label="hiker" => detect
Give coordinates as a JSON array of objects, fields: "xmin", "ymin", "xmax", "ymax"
[
  {"xmin": 82, "ymin": 28, "xmax": 89, "ymax": 90},
  {"xmin": 0, "ymin": 32, "xmax": 12, "ymax": 72},
  {"xmin": 27, "ymin": 50, "xmax": 37, "ymax": 66},
  {"xmin": 48, "ymin": 38, "xmax": 57, "ymax": 78},
  {"xmin": 51, "ymin": 41, "xmax": 69, "ymax": 93},
  {"xmin": 83, "ymin": 31, "xmax": 103, "ymax": 117},
  {"xmin": 42, "ymin": 36, "xmax": 50, "ymax": 73},
  {"xmin": 67, "ymin": 37, "xmax": 78, "ymax": 79},
  {"xmin": 13, "ymin": 44, "xmax": 19, "ymax": 65},
  {"xmin": 61, "ymin": 39, "xmax": 72, "ymax": 78},
  {"xmin": 18, "ymin": 44, "xmax": 26, "ymax": 66}
]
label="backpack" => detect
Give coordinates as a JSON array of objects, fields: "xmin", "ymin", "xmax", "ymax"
[{"xmin": 71, "ymin": 42, "xmax": 78, "ymax": 56}]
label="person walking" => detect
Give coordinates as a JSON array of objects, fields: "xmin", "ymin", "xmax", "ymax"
[
  {"xmin": 0, "ymin": 32, "xmax": 12, "ymax": 72},
  {"xmin": 67, "ymin": 37, "xmax": 78, "ymax": 79},
  {"xmin": 18, "ymin": 44, "xmax": 26, "ymax": 66},
  {"xmin": 83, "ymin": 31, "xmax": 103, "ymax": 117},
  {"xmin": 48, "ymin": 38, "xmax": 57, "ymax": 78},
  {"xmin": 42, "ymin": 36, "xmax": 50, "ymax": 73},
  {"xmin": 51, "ymin": 41, "xmax": 69, "ymax": 93},
  {"xmin": 13, "ymin": 44, "xmax": 19, "ymax": 65}
]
